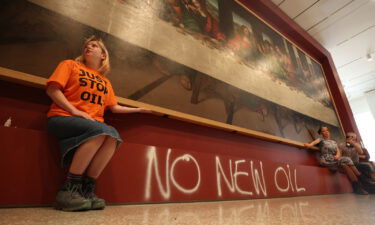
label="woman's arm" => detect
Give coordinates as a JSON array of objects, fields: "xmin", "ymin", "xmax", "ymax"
[
  {"xmin": 359, "ymin": 154, "xmax": 367, "ymax": 159},
  {"xmin": 358, "ymin": 147, "xmax": 369, "ymax": 160},
  {"xmin": 108, "ymin": 104, "xmax": 152, "ymax": 114},
  {"xmin": 46, "ymin": 84, "xmax": 94, "ymax": 120},
  {"xmin": 334, "ymin": 147, "xmax": 341, "ymax": 160},
  {"xmin": 303, "ymin": 138, "xmax": 321, "ymax": 150},
  {"xmin": 352, "ymin": 143, "xmax": 364, "ymax": 155}
]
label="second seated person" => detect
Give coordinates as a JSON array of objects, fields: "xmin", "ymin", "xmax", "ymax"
[
  {"xmin": 304, "ymin": 126, "xmax": 368, "ymax": 195},
  {"xmin": 339, "ymin": 132, "xmax": 375, "ymax": 187}
]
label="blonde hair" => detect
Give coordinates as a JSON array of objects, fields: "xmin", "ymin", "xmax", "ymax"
[{"xmin": 75, "ymin": 35, "xmax": 110, "ymax": 75}]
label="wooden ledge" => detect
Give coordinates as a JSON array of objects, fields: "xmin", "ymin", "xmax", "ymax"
[{"xmin": 0, "ymin": 66, "xmax": 318, "ymax": 150}]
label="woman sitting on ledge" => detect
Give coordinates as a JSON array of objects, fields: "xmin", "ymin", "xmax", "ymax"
[
  {"xmin": 46, "ymin": 35, "xmax": 151, "ymax": 211},
  {"xmin": 303, "ymin": 126, "xmax": 368, "ymax": 195}
]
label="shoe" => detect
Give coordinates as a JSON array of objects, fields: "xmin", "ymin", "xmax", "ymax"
[
  {"xmin": 352, "ymin": 181, "xmax": 369, "ymax": 195},
  {"xmin": 359, "ymin": 174, "xmax": 375, "ymax": 185},
  {"xmin": 82, "ymin": 178, "xmax": 106, "ymax": 210},
  {"xmin": 55, "ymin": 182, "xmax": 92, "ymax": 211}
]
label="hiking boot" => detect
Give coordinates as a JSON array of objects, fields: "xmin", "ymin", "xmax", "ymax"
[
  {"xmin": 82, "ymin": 179, "xmax": 106, "ymax": 210},
  {"xmin": 352, "ymin": 181, "xmax": 369, "ymax": 195},
  {"xmin": 55, "ymin": 182, "xmax": 92, "ymax": 211},
  {"xmin": 359, "ymin": 174, "xmax": 375, "ymax": 185}
]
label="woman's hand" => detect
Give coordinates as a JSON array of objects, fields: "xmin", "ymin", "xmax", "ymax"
[
  {"xmin": 303, "ymin": 143, "xmax": 312, "ymax": 149},
  {"xmin": 137, "ymin": 108, "xmax": 153, "ymax": 113},
  {"xmin": 71, "ymin": 108, "xmax": 94, "ymax": 121},
  {"xmin": 334, "ymin": 148, "xmax": 341, "ymax": 160},
  {"xmin": 346, "ymin": 138, "xmax": 355, "ymax": 146}
]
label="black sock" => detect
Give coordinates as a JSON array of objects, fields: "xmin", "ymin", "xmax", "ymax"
[
  {"xmin": 84, "ymin": 176, "xmax": 97, "ymax": 185},
  {"xmin": 83, "ymin": 176, "xmax": 97, "ymax": 194},
  {"xmin": 67, "ymin": 172, "xmax": 83, "ymax": 184}
]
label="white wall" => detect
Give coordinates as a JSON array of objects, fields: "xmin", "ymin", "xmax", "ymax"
[
  {"xmin": 365, "ymin": 89, "xmax": 375, "ymax": 119},
  {"xmin": 349, "ymin": 95, "xmax": 375, "ymax": 159}
]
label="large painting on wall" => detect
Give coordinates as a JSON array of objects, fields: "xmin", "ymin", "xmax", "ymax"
[{"xmin": 0, "ymin": 0, "xmax": 344, "ymax": 142}]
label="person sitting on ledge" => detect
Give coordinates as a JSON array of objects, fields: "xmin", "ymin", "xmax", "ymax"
[
  {"xmin": 339, "ymin": 132, "xmax": 375, "ymax": 191},
  {"xmin": 303, "ymin": 126, "xmax": 368, "ymax": 195},
  {"xmin": 46, "ymin": 35, "xmax": 151, "ymax": 211}
]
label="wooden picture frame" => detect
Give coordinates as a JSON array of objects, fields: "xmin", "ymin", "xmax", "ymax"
[{"xmin": 0, "ymin": 0, "xmax": 345, "ymax": 147}]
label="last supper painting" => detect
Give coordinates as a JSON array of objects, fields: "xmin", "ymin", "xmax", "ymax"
[{"xmin": 0, "ymin": 0, "xmax": 344, "ymax": 142}]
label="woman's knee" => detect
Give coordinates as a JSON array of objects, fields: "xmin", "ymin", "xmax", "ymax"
[
  {"xmin": 104, "ymin": 136, "xmax": 118, "ymax": 145},
  {"xmin": 90, "ymin": 135, "xmax": 107, "ymax": 144}
]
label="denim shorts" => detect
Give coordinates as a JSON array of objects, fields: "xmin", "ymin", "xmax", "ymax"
[{"xmin": 47, "ymin": 116, "xmax": 123, "ymax": 166}]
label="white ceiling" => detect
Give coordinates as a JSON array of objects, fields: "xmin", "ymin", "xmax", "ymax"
[{"xmin": 271, "ymin": 0, "xmax": 375, "ymax": 101}]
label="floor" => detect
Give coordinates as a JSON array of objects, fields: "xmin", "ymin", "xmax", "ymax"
[{"xmin": 1, "ymin": 194, "xmax": 374, "ymax": 225}]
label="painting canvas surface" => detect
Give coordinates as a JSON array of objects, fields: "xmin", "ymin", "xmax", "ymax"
[{"xmin": 0, "ymin": 0, "xmax": 344, "ymax": 142}]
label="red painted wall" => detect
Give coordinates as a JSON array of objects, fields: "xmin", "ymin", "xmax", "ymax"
[{"xmin": 0, "ymin": 81, "xmax": 351, "ymax": 206}]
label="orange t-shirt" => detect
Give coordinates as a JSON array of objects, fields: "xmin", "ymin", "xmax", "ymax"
[{"xmin": 46, "ymin": 60, "xmax": 117, "ymax": 122}]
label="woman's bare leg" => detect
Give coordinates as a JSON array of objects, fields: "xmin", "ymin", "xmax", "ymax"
[
  {"xmin": 350, "ymin": 165, "xmax": 361, "ymax": 176},
  {"xmin": 56, "ymin": 135, "xmax": 106, "ymax": 211},
  {"xmin": 86, "ymin": 136, "xmax": 117, "ymax": 179},
  {"xmin": 69, "ymin": 135, "xmax": 106, "ymax": 175},
  {"xmin": 342, "ymin": 165, "xmax": 358, "ymax": 182}
]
